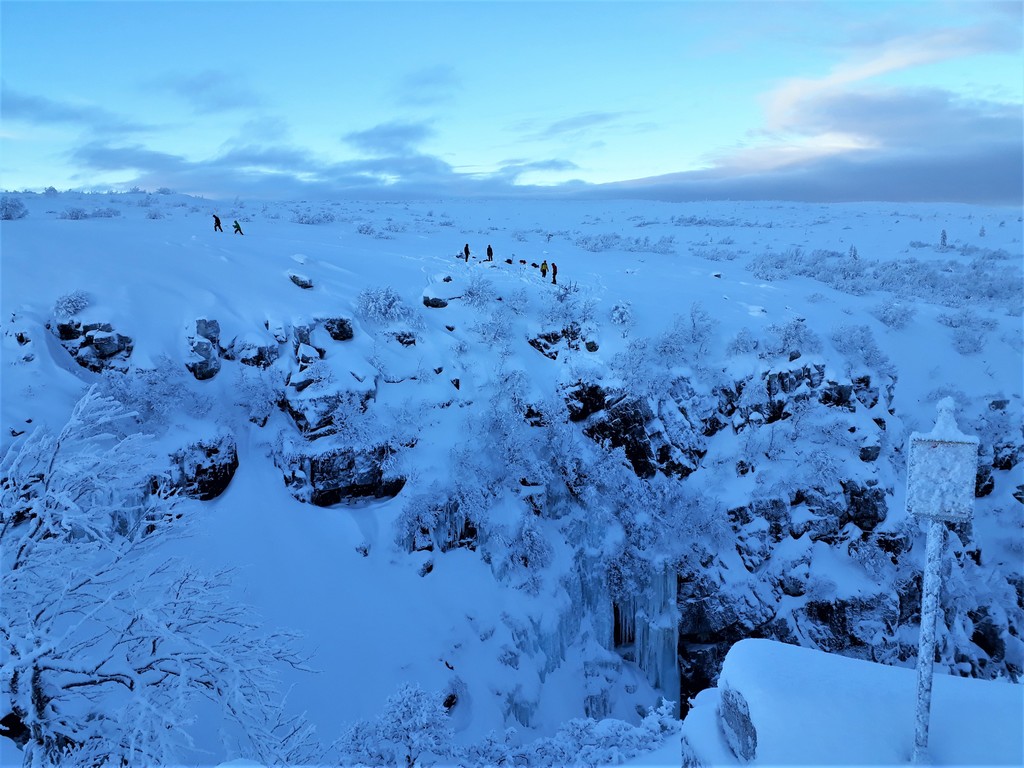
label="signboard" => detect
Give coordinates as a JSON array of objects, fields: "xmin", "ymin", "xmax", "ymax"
[{"xmin": 905, "ymin": 401, "xmax": 979, "ymax": 523}]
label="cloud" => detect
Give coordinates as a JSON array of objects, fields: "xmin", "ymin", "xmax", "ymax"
[
  {"xmin": 71, "ymin": 141, "xmax": 188, "ymax": 173},
  {"xmin": 596, "ymin": 136, "xmax": 1022, "ymax": 206},
  {"xmin": 515, "ymin": 112, "xmax": 629, "ymax": 142},
  {"xmin": 765, "ymin": 23, "xmax": 1020, "ymax": 132},
  {"xmin": 394, "ymin": 65, "xmax": 461, "ymax": 107},
  {"xmin": 492, "ymin": 158, "xmax": 580, "ymax": 183},
  {"xmin": 342, "ymin": 121, "xmax": 434, "ymax": 155},
  {"xmin": 1, "ymin": 84, "xmax": 151, "ymax": 133},
  {"xmin": 152, "ymin": 70, "xmax": 263, "ymax": 114}
]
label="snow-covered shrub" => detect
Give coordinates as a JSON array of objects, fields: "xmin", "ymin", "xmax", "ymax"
[
  {"xmin": 762, "ymin": 318, "xmax": 822, "ymax": 360},
  {"xmin": 575, "ymin": 232, "xmax": 675, "ymax": 254},
  {"xmin": 0, "ymin": 196, "xmax": 28, "ymax": 220},
  {"xmin": 336, "ymin": 682, "xmax": 453, "ymax": 767},
  {"xmin": 100, "ymin": 356, "xmax": 211, "ymax": 424},
  {"xmin": 53, "ymin": 289, "xmax": 90, "ymax": 318},
  {"xmin": 610, "ymin": 300, "xmax": 633, "ymax": 336},
  {"xmin": 655, "ymin": 303, "xmax": 718, "ymax": 362},
  {"xmin": 356, "ymin": 286, "xmax": 413, "ymax": 324},
  {"xmin": 505, "ymin": 516, "xmax": 553, "ymax": 590},
  {"xmin": 291, "ymin": 208, "xmax": 336, "ymax": 225},
  {"xmin": 830, "ymin": 324, "xmax": 894, "ymax": 376},
  {"xmin": 872, "ymin": 298, "xmax": 917, "ymax": 329},
  {"xmin": 233, "ymin": 364, "xmax": 284, "ymax": 425},
  {"xmin": 146, "ymin": 208, "xmax": 164, "ymax": 219},
  {"xmin": 356, "ymin": 222, "xmax": 376, "ymax": 235},
  {"xmin": 59, "ymin": 206, "xmax": 89, "ymax": 220},
  {"xmin": 90, "ymin": 206, "xmax": 121, "ymax": 218},
  {"xmin": 462, "ymin": 271, "xmax": 497, "ymax": 308},
  {"xmin": 727, "ymin": 327, "xmax": 760, "ymax": 356},
  {"xmin": 951, "ymin": 326, "xmax": 987, "ymax": 355},
  {"xmin": 463, "ymin": 699, "xmax": 678, "ymax": 767}
]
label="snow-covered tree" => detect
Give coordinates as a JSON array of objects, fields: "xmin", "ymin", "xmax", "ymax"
[
  {"xmin": 0, "ymin": 386, "xmax": 317, "ymax": 766},
  {"xmin": 336, "ymin": 682, "xmax": 453, "ymax": 767}
]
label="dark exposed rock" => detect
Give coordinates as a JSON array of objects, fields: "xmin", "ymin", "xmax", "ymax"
[
  {"xmin": 322, "ymin": 317, "xmax": 354, "ymax": 341},
  {"xmin": 223, "ymin": 337, "xmax": 280, "ymax": 369},
  {"xmin": 719, "ymin": 687, "xmax": 757, "ymax": 762},
  {"xmin": 565, "ymin": 381, "xmax": 607, "ymax": 423},
  {"xmin": 48, "ymin": 319, "xmax": 134, "ymax": 372},
  {"xmin": 992, "ymin": 443, "xmax": 1019, "ymax": 471},
  {"xmin": 975, "ymin": 465, "xmax": 995, "ymax": 498},
  {"xmin": 852, "ymin": 375, "xmax": 879, "ymax": 409},
  {"xmin": 968, "ymin": 606, "xmax": 1005, "ymax": 662},
  {"xmin": 288, "ymin": 272, "xmax": 314, "ymax": 289},
  {"xmin": 186, "ymin": 337, "xmax": 221, "ymax": 380},
  {"xmin": 55, "ymin": 321, "xmax": 82, "ymax": 340},
  {"xmin": 819, "ymin": 382, "xmax": 855, "ymax": 411},
  {"xmin": 195, "ymin": 318, "xmax": 221, "ymax": 347},
  {"xmin": 169, "ymin": 433, "xmax": 238, "ymax": 501},
  {"xmin": 528, "ymin": 330, "xmax": 562, "ymax": 360},
  {"xmin": 797, "ymin": 594, "xmax": 899, "ymax": 654},
  {"xmin": 423, "ymin": 296, "xmax": 448, "ymax": 308},
  {"xmin": 584, "ymin": 396, "xmax": 658, "ymax": 478},
  {"xmin": 394, "ymin": 331, "xmax": 416, "ymax": 347},
  {"xmin": 286, "ymin": 445, "xmax": 406, "ymax": 505},
  {"xmin": 186, "ymin": 318, "xmax": 222, "ymax": 380},
  {"xmin": 860, "ymin": 444, "xmax": 882, "ymax": 462},
  {"xmin": 585, "ymin": 340, "xmax": 599, "ymax": 352},
  {"xmin": 1014, "ymin": 485, "xmax": 1024, "ymax": 505},
  {"xmin": 842, "ymin": 481, "xmax": 887, "ymax": 532}
]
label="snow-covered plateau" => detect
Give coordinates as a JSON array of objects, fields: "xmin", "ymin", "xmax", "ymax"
[{"xmin": 1, "ymin": 190, "xmax": 1021, "ymax": 766}]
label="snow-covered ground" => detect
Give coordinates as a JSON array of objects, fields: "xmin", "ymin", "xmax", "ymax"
[{"xmin": 1, "ymin": 190, "xmax": 1021, "ymax": 766}]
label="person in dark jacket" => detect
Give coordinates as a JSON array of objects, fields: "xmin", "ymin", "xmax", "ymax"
[
  {"xmin": 486, "ymin": 244, "xmax": 493, "ymax": 261},
  {"xmin": 213, "ymin": 214, "xmax": 223, "ymax": 232},
  {"xmin": 233, "ymin": 220, "xmax": 244, "ymax": 235},
  {"xmin": 463, "ymin": 243, "xmax": 470, "ymax": 261},
  {"xmin": 551, "ymin": 262, "xmax": 558, "ymax": 284}
]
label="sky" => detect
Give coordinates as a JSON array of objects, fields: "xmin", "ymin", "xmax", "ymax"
[{"xmin": 1, "ymin": 0, "xmax": 1022, "ymax": 203}]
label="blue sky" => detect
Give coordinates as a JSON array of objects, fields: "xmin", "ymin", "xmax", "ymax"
[{"xmin": 2, "ymin": 1, "xmax": 1021, "ymax": 203}]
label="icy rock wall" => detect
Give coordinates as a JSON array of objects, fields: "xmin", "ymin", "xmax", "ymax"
[{"xmin": 635, "ymin": 561, "xmax": 681, "ymax": 709}]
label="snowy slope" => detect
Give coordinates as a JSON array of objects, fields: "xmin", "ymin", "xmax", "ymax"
[{"xmin": 1, "ymin": 190, "xmax": 1022, "ymax": 766}]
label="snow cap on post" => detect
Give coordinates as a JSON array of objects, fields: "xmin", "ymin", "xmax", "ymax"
[{"xmin": 906, "ymin": 398, "xmax": 979, "ymax": 523}]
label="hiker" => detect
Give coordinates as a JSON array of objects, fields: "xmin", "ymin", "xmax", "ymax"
[
  {"xmin": 464, "ymin": 243, "xmax": 470, "ymax": 261},
  {"xmin": 486, "ymin": 244, "xmax": 493, "ymax": 261},
  {"xmin": 233, "ymin": 220, "xmax": 244, "ymax": 235},
  {"xmin": 213, "ymin": 214, "xmax": 223, "ymax": 232},
  {"xmin": 551, "ymin": 262, "xmax": 558, "ymax": 284},
  {"xmin": 540, "ymin": 260, "xmax": 548, "ymax": 279}
]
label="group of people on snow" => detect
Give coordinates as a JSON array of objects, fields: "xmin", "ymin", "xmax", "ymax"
[
  {"xmin": 212, "ymin": 214, "xmax": 243, "ymax": 235},
  {"xmin": 209, "ymin": 218, "xmax": 559, "ymax": 284},
  {"xmin": 464, "ymin": 243, "xmax": 558, "ymax": 284}
]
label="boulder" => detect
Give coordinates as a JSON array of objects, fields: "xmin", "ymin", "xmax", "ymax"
[
  {"xmin": 48, "ymin": 319, "xmax": 133, "ymax": 372},
  {"xmin": 322, "ymin": 317, "xmax": 354, "ymax": 341},
  {"xmin": 169, "ymin": 433, "xmax": 239, "ymax": 501}
]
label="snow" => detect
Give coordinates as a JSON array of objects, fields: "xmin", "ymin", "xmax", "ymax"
[
  {"xmin": 2, "ymin": 190, "xmax": 1022, "ymax": 766},
  {"xmin": 682, "ymin": 638, "xmax": 1024, "ymax": 766}
]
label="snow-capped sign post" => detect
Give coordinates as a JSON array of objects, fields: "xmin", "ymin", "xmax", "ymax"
[{"xmin": 905, "ymin": 398, "xmax": 978, "ymax": 765}]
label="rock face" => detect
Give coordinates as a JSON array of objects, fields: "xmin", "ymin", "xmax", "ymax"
[
  {"xmin": 49, "ymin": 320, "xmax": 133, "ymax": 372},
  {"xmin": 718, "ymin": 687, "xmax": 757, "ymax": 761},
  {"xmin": 186, "ymin": 318, "xmax": 222, "ymax": 380},
  {"xmin": 282, "ymin": 445, "xmax": 405, "ymax": 506},
  {"xmin": 169, "ymin": 433, "xmax": 239, "ymax": 501}
]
